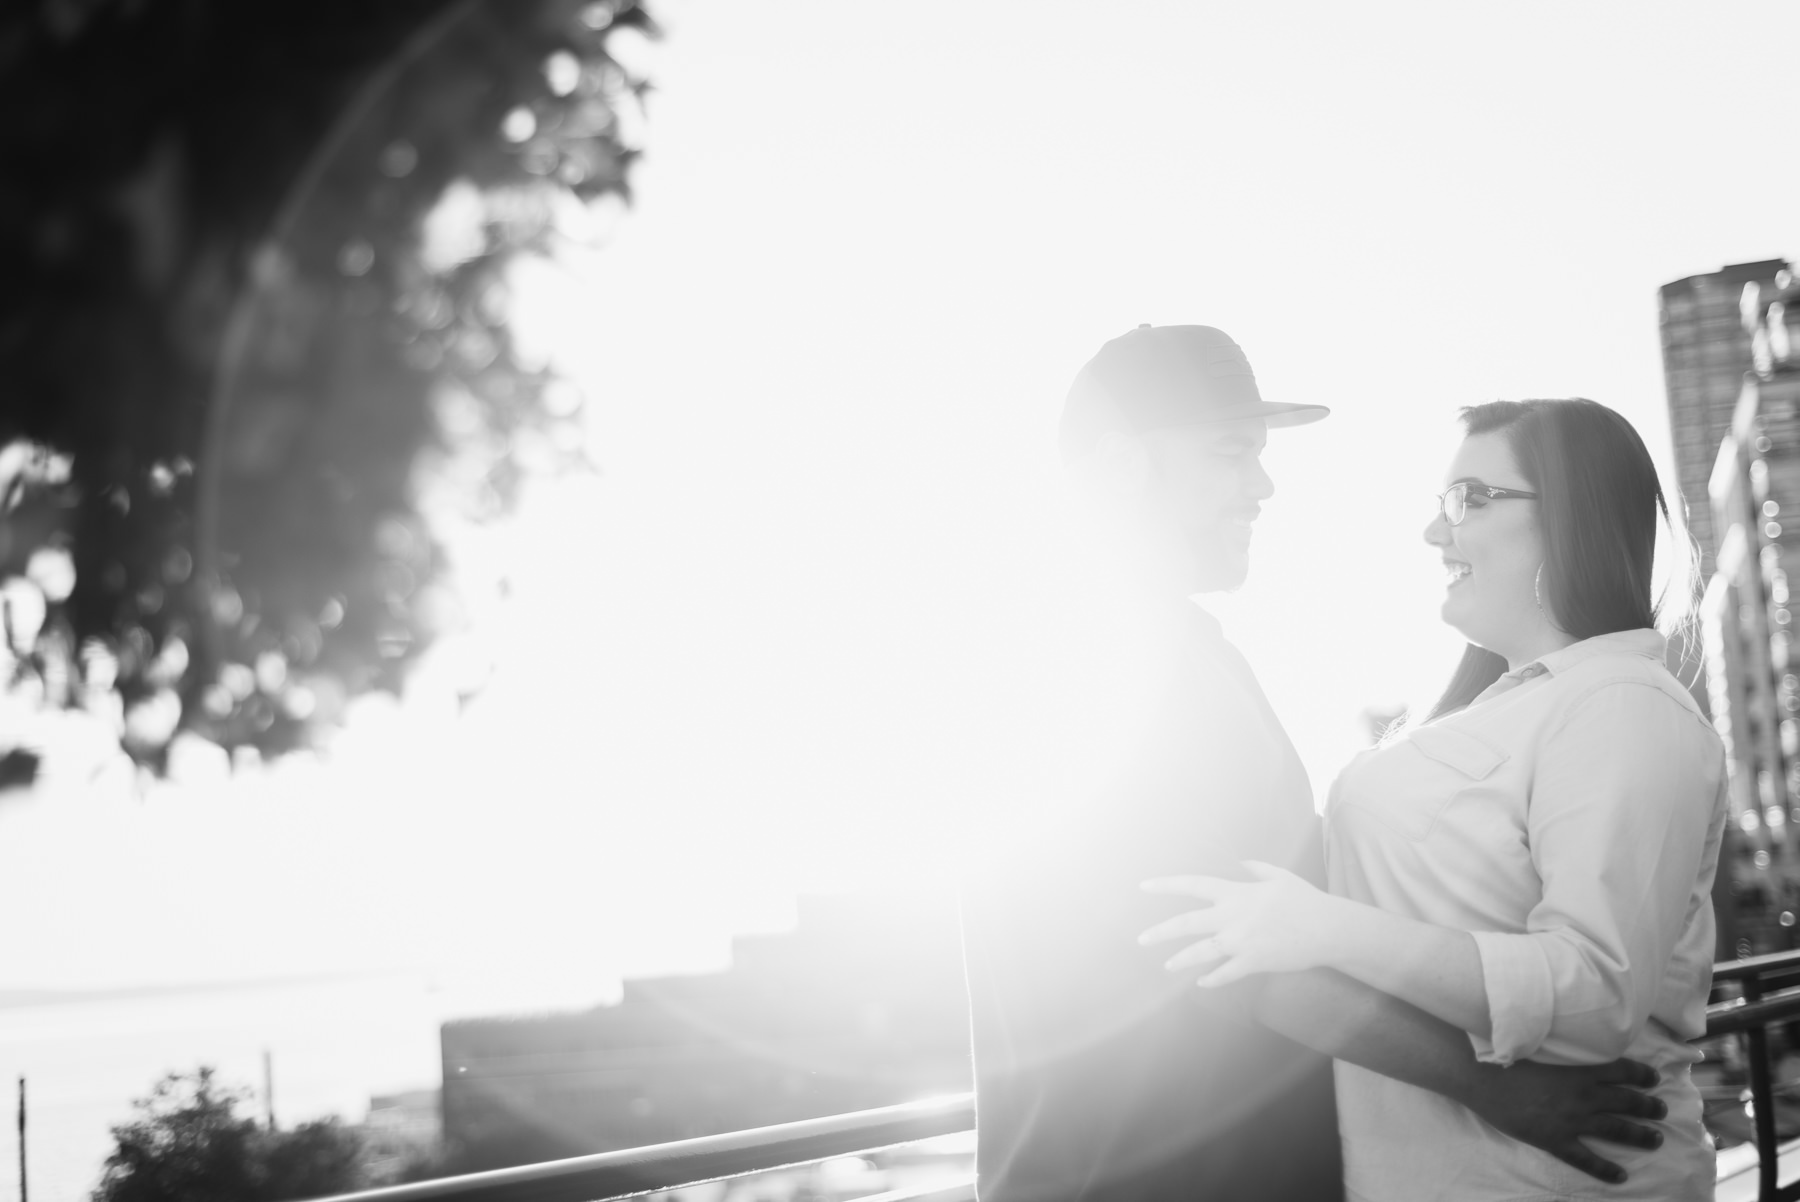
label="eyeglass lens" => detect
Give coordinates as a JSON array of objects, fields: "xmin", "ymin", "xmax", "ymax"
[{"xmin": 1442, "ymin": 484, "xmax": 1466, "ymax": 525}]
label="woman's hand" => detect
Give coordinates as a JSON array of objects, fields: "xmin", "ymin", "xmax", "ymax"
[{"xmin": 1137, "ymin": 861, "xmax": 1344, "ymax": 986}]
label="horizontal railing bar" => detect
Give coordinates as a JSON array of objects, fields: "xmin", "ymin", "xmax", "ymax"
[
  {"xmin": 312, "ymin": 1093, "xmax": 976, "ymax": 1202},
  {"xmin": 1707, "ymin": 988, "xmax": 1800, "ymax": 1038},
  {"xmin": 1714, "ymin": 950, "xmax": 1800, "ymax": 985}
]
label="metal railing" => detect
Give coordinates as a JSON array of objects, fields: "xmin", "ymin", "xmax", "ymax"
[
  {"xmin": 313, "ymin": 950, "xmax": 1800, "ymax": 1202},
  {"xmin": 313, "ymin": 1093, "xmax": 975, "ymax": 1202},
  {"xmin": 1707, "ymin": 948, "xmax": 1800, "ymax": 1201}
]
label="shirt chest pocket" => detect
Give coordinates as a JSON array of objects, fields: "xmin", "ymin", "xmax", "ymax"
[{"xmin": 1345, "ymin": 725, "xmax": 1510, "ymax": 842}]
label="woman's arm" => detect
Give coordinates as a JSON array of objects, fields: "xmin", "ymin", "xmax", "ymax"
[
  {"xmin": 1464, "ymin": 683, "xmax": 1723, "ymax": 1064},
  {"xmin": 1254, "ymin": 969, "xmax": 1665, "ymax": 1185},
  {"xmin": 1141, "ymin": 680, "xmax": 1725, "ymax": 1064}
]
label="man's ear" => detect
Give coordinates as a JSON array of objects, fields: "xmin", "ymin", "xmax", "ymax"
[{"xmin": 1085, "ymin": 431, "xmax": 1153, "ymax": 503}]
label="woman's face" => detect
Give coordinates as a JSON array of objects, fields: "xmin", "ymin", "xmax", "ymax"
[{"xmin": 1424, "ymin": 431, "xmax": 1549, "ymax": 664}]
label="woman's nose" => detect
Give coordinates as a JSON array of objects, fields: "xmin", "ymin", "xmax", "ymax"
[{"xmin": 1424, "ymin": 510, "xmax": 1452, "ymax": 546}]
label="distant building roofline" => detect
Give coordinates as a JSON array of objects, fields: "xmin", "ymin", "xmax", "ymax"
[{"xmin": 1661, "ymin": 259, "xmax": 1791, "ymax": 297}]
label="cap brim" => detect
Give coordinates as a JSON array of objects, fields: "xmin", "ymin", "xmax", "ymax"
[{"xmin": 1197, "ymin": 401, "xmax": 1331, "ymax": 428}]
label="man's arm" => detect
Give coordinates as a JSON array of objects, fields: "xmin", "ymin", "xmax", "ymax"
[{"xmin": 1255, "ymin": 967, "xmax": 1666, "ymax": 1185}]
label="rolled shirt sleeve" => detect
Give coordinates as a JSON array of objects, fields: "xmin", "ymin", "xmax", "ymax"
[
  {"xmin": 1468, "ymin": 681, "xmax": 1724, "ymax": 1066},
  {"xmin": 1469, "ymin": 928, "xmax": 1555, "ymax": 1065}
]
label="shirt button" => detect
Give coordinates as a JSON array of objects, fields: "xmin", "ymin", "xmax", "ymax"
[{"xmin": 1521, "ymin": 665, "xmax": 1543, "ymax": 678}]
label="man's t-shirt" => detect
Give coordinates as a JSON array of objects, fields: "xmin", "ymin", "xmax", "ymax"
[{"xmin": 960, "ymin": 598, "xmax": 1341, "ymax": 1202}]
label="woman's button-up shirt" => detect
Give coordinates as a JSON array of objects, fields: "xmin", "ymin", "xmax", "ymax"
[{"xmin": 1325, "ymin": 628, "xmax": 1728, "ymax": 1201}]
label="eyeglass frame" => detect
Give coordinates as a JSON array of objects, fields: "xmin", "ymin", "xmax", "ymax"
[{"xmin": 1437, "ymin": 479, "xmax": 1540, "ymax": 526}]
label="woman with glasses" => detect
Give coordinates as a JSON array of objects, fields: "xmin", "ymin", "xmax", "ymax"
[{"xmin": 1141, "ymin": 398, "xmax": 1727, "ymax": 1200}]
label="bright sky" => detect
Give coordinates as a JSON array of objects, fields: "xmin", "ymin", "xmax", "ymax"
[
  {"xmin": 7, "ymin": 0, "xmax": 1800, "ymax": 1008},
  {"xmin": 517, "ymin": 0, "xmax": 1800, "ymax": 849}
]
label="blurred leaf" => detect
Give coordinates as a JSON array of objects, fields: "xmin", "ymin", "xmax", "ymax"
[{"xmin": 0, "ymin": 748, "xmax": 40, "ymax": 792}]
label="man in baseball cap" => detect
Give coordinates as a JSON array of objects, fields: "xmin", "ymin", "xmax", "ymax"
[
  {"xmin": 1056, "ymin": 323, "xmax": 1327, "ymax": 598},
  {"xmin": 958, "ymin": 325, "xmax": 1666, "ymax": 1201}
]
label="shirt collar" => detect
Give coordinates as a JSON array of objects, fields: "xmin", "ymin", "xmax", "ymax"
[{"xmin": 1505, "ymin": 627, "xmax": 1666, "ymax": 682}]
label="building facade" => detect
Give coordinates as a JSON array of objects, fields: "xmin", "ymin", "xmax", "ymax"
[
  {"xmin": 360, "ymin": 1088, "xmax": 442, "ymax": 1183},
  {"xmin": 439, "ymin": 892, "xmax": 972, "ymax": 1174},
  {"xmin": 1661, "ymin": 259, "xmax": 1790, "ymax": 580},
  {"xmin": 1701, "ymin": 264, "xmax": 1800, "ymax": 958}
]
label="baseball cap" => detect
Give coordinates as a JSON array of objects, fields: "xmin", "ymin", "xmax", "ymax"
[{"xmin": 1059, "ymin": 324, "xmax": 1329, "ymax": 462}]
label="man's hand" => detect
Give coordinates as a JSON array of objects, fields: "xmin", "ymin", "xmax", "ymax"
[
  {"xmin": 1139, "ymin": 861, "xmax": 1340, "ymax": 984},
  {"xmin": 1463, "ymin": 1058, "xmax": 1666, "ymax": 1184}
]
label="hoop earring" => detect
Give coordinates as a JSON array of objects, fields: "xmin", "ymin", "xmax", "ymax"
[{"xmin": 1534, "ymin": 564, "xmax": 1544, "ymax": 614}]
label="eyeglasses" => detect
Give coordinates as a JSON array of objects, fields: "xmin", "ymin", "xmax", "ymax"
[{"xmin": 1437, "ymin": 480, "xmax": 1540, "ymax": 526}]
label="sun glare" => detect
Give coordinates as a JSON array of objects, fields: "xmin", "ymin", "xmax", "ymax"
[{"xmin": 4, "ymin": 0, "xmax": 1782, "ymax": 1015}]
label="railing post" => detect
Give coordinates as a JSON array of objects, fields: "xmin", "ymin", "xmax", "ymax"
[{"xmin": 1745, "ymin": 973, "xmax": 1781, "ymax": 1202}]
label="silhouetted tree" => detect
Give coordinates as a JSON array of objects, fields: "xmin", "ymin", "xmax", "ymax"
[
  {"xmin": 92, "ymin": 1067, "xmax": 365, "ymax": 1202},
  {"xmin": 0, "ymin": 0, "xmax": 653, "ymax": 770}
]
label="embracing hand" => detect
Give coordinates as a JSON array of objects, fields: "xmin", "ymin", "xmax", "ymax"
[
  {"xmin": 1138, "ymin": 861, "xmax": 1342, "ymax": 985},
  {"xmin": 1462, "ymin": 1058, "xmax": 1666, "ymax": 1184}
]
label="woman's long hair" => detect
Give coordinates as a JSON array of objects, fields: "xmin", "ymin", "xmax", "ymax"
[{"xmin": 1423, "ymin": 398, "xmax": 1680, "ymax": 722}]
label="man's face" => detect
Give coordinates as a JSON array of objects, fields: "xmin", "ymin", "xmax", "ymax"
[{"xmin": 1140, "ymin": 417, "xmax": 1274, "ymax": 592}]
